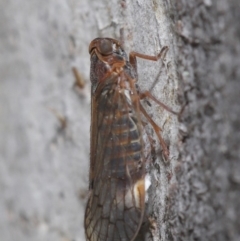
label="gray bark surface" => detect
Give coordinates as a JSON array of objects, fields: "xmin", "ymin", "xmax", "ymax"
[
  {"xmin": 168, "ymin": 0, "xmax": 240, "ymax": 240},
  {"xmin": 0, "ymin": 0, "xmax": 239, "ymax": 241}
]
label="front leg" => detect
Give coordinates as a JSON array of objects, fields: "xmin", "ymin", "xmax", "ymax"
[{"xmin": 129, "ymin": 46, "xmax": 169, "ymax": 74}]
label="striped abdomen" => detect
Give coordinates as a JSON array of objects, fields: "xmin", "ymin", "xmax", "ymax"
[{"xmin": 97, "ymin": 87, "xmax": 144, "ymax": 181}]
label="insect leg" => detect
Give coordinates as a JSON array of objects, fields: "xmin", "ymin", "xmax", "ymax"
[
  {"xmin": 139, "ymin": 103, "xmax": 169, "ymax": 159},
  {"xmin": 140, "ymin": 91, "xmax": 178, "ymax": 115},
  {"xmin": 129, "ymin": 46, "xmax": 169, "ymax": 74}
]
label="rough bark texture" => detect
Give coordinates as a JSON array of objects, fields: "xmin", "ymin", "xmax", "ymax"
[
  {"xmin": 0, "ymin": 0, "xmax": 239, "ymax": 241},
  {"xmin": 168, "ymin": 0, "xmax": 240, "ymax": 240}
]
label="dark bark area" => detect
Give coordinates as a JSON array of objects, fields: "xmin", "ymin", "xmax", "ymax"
[
  {"xmin": 168, "ymin": 0, "xmax": 240, "ymax": 240},
  {"xmin": 0, "ymin": 0, "xmax": 239, "ymax": 241}
]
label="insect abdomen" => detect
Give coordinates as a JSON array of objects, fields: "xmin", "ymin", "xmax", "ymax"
[{"xmin": 101, "ymin": 101, "xmax": 143, "ymax": 179}]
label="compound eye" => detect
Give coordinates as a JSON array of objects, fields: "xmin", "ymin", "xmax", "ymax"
[{"xmin": 98, "ymin": 39, "xmax": 113, "ymax": 55}]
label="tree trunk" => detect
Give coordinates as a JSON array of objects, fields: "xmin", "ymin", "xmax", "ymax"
[
  {"xmin": 168, "ymin": 0, "xmax": 240, "ymax": 240},
  {"xmin": 0, "ymin": 0, "xmax": 239, "ymax": 241}
]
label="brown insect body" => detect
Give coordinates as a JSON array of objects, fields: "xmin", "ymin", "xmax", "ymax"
[{"xmin": 85, "ymin": 38, "xmax": 172, "ymax": 241}]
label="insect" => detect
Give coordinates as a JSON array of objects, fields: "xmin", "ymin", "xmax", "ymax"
[{"xmin": 84, "ymin": 38, "xmax": 176, "ymax": 241}]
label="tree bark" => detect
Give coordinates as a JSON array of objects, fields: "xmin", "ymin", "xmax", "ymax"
[
  {"xmin": 0, "ymin": 0, "xmax": 239, "ymax": 241},
  {"xmin": 168, "ymin": 0, "xmax": 240, "ymax": 240}
]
